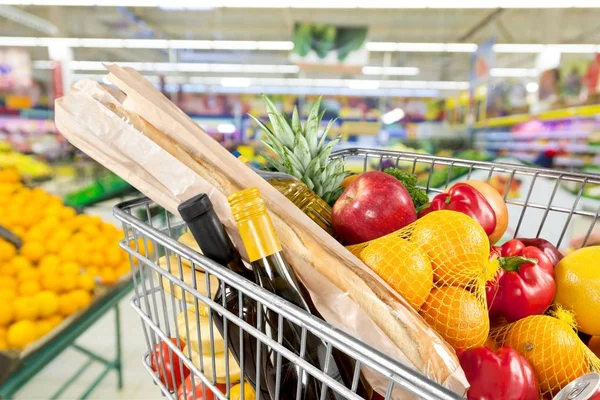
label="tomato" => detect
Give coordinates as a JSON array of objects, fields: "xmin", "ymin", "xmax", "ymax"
[
  {"xmin": 177, "ymin": 375, "xmax": 226, "ymax": 400},
  {"xmin": 459, "ymin": 180, "xmax": 509, "ymax": 245},
  {"xmin": 151, "ymin": 338, "xmax": 190, "ymax": 391}
]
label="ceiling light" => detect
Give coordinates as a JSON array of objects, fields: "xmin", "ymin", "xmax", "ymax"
[
  {"xmin": 1, "ymin": 0, "xmax": 599, "ymax": 7},
  {"xmin": 490, "ymin": 68, "xmax": 538, "ymax": 77},
  {"xmin": 382, "ymin": 108, "xmax": 406, "ymax": 125},
  {"xmin": 346, "ymin": 80, "xmax": 380, "ymax": 90},
  {"xmin": 362, "ymin": 66, "xmax": 420, "ymax": 76},
  {"xmin": 526, "ymin": 82, "xmax": 539, "ymax": 93},
  {"xmin": 221, "ymin": 77, "xmax": 252, "ymax": 87},
  {"xmin": 492, "ymin": 44, "xmax": 546, "ymax": 53},
  {"xmin": 216, "ymin": 123, "xmax": 236, "ymax": 134}
]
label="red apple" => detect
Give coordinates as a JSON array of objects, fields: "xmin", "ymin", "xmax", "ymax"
[{"xmin": 332, "ymin": 171, "xmax": 417, "ymax": 245}]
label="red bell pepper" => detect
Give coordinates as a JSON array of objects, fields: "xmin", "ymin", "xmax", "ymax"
[
  {"xmin": 419, "ymin": 183, "xmax": 497, "ymax": 237},
  {"xmin": 486, "ymin": 239, "xmax": 555, "ymax": 322},
  {"xmin": 515, "ymin": 237, "xmax": 563, "ymax": 266},
  {"xmin": 458, "ymin": 346, "xmax": 538, "ymax": 400}
]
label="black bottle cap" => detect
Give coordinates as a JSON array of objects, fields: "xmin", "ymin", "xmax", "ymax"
[{"xmin": 178, "ymin": 194, "xmax": 213, "ymax": 222}]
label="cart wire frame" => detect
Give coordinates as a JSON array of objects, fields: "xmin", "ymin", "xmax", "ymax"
[{"xmin": 113, "ymin": 148, "xmax": 600, "ymax": 400}]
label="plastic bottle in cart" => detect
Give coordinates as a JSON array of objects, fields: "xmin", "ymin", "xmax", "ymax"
[
  {"xmin": 177, "ymin": 194, "xmax": 270, "ymax": 400},
  {"xmin": 234, "ymin": 152, "xmax": 333, "ymax": 234},
  {"xmin": 228, "ymin": 187, "xmax": 372, "ymax": 400},
  {"xmin": 553, "ymin": 373, "xmax": 600, "ymax": 400}
]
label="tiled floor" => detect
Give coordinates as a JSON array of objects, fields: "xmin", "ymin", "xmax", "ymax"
[{"xmin": 14, "ymin": 293, "xmax": 161, "ymax": 400}]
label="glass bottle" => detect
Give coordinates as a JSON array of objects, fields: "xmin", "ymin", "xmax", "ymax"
[
  {"xmin": 250, "ymin": 165, "xmax": 334, "ymax": 234},
  {"xmin": 228, "ymin": 187, "xmax": 372, "ymax": 400},
  {"xmin": 177, "ymin": 194, "xmax": 269, "ymax": 400}
]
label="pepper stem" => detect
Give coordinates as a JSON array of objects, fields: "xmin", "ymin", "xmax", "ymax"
[{"xmin": 499, "ymin": 256, "xmax": 539, "ymax": 272}]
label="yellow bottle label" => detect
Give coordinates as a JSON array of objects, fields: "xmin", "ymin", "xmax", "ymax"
[
  {"xmin": 229, "ymin": 187, "xmax": 283, "ymax": 262},
  {"xmin": 237, "ymin": 213, "xmax": 282, "ymax": 262}
]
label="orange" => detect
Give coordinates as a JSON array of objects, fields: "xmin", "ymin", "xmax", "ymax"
[
  {"xmin": 86, "ymin": 267, "xmax": 99, "ymax": 277},
  {"xmin": 411, "ymin": 210, "xmax": 492, "ymax": 286},
  {"xmin": 45, "ymin": 239, "xmax": 62, "ymax": 254},
  {"xmin": 419, "ymin": 286, "xmax": 488, "ymax": 349},
  {"xmin": 58, "ymin": 294, "xmax": 78, "ymax": 317},
  {"xmin": 115, "ymin": 263, "xmax": 130, "ymax": 278},
  {"xmin": 1, "ymin": 263, "xmax": 17, "ymax": 277},
  {"xmin": 18, "ymin": 280, "xmax": 41, "ymax": 296},
  {"xmin": 77, "ymin": 249, "xmax": 90, "ymax": 266},
  {"xmin": 78, "ymin": 274, "xmax": 96, "ymax": 291},
  {"xmin": 20, "ymin": 241, "xmax": 45, "ymax": 263},
  {"xmin": 89, "ymin": 252, "xmax": 105, "ymax": 267},
  {"xmin": 0, "ymin": 303, "xmax": 13, "ymax": 326},
  {"xmin": 70, "ymin": 290, "xmax": 92, "ymax": 310},
  {"xmin": 13, "ymin": 297, "xmax": 40, "ymax": 320},
  {"xmin": 37, "ymin": 291, "xmax": 59, "ymax": 317},
  {"xmin": 554, "ymin": 246, "xmax": 600, "ymax": 335},
  {"xmin": 354, "ymin": 236, "xmax": 432, "ymax": 310},
  {"xmin": 40, "ymin": 274, "xmax": 61, "ymax": 291},
  {"xmin": 502, "ymin": 310, "xmax": 591, "ymax": 396},
  {"xmin": 58, "ymin": 207, "xmax": 76, "ymax": 221},
  {"xmin": 7, "ymin": 320, "xmax": 38, "ymax": 349}
]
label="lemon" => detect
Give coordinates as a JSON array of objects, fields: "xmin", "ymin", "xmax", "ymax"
[
  {"xmin": 17, "ymin": 268, "xmax": 38, "ymax": 282},
  {"xmin": 58, "ymin": 294, "xmax": 78, "ymax": 317},
  {"xmin": 60, "ymin": 261, "xmax": 80, "ymax": 275},
  {"xmin": 0, "ymin": 303, "xmax": 13, "ymax": 326},
  {"xmin": 58, "ymin": 244, "xmax": 78, "ymax": 262},
  {"xmin": 39, "ymin": 255, "xmax": 61, "ymax": 272},
  {"xmin": 37, "ymin": 291, "xmax": 59, "ymax": 317},
  {"xmin": 555, "ymin": 246, "xmax": 600, "ymax": 335},
  {"xmin": 0, "ymin": 289, "xmax": 16, "ymax": 302},
  {"xmin": 40, "ymin": 274, "xmax": 61, "ymax": 292},
  {"xmin": 37, "ymin": 319, "xmax": 54, "ymax": 337},
  {"xmin": 7, "ymin": 320, "xmax": 38, "ymax": 349},
  {"xmin": 0, "ymin": 240, "xmax": 16, "ymax": 261},
  {"xmin": 12, "ymin": 255, "xmax": 31, "ymax": 270},
  {"xmin": 13, "ymin": 297, "xmax": 39, "ymax": 320},
  {"xmin": 78, "ymin": 274, "xmax": 96, "ymax": 291},
  {"xmin": 20, "ymin": 241, "xmax": 45, "ymax": 263},
  {"xmin": 70, "ymin": 290, "xmax": 92, "ymax": 310},
  {"xmin": 61, "ymin": 274, "xmax": 77, "ymax": 292},
  {"xmin": 19, "ymin": 280, "xmax": 41, "ymax": 296},
  {"xmin": 230, "ymin": 383, "xmax": 255, "ymax": 400}
]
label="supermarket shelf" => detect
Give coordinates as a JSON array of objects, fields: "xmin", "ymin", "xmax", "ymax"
[
  {"xmin": 476, "ymin": 131, "xmax": 590, "ymax": 141},
  {"xmin": 474, "ymin": 104, "xmax": 600, "ymax": 128}
]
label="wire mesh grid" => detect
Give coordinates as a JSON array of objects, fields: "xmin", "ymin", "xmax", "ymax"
[{"xmin": 113, "ymin": 148, "xmax": 600, "ymax": 400}]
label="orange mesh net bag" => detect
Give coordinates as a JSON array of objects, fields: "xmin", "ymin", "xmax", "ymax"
[
  {"xmin": 348, "ymin": 209, "xmax": 498, "ymax": 350},
  {"xmin": 490, "ymin": 307, "xmax": 600, "ymax": 398}
]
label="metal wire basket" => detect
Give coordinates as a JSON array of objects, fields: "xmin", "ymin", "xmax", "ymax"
[{"xmin": 113, "ymin": 148, "xmax": 600, "ymax": 400}]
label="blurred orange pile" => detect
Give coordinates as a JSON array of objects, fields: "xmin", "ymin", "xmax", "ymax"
[{"xmin": 0, "ymin": 181, "xmax": 132, "ymax": 351}]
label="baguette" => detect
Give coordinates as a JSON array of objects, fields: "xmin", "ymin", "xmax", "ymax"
[{"xmin": 104, "ymin": 100, "xmax": 460, "ymax": 385}]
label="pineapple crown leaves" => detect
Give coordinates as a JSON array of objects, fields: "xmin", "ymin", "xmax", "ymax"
[{"xmin": 252, "ymin": 94, "xmax": 348, "ymax": 204}]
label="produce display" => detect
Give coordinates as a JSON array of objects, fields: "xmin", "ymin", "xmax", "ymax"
[
  {"xmin": 55, "ymin": 67, "xmax": 600, "ymax": 399},
  {"xmin": 0, "ymin": 141, "xmax": 52, "ymax": 180},
  {"xmin": 0, "ymin": 181, "xmax": 132, "ymax": 351}
]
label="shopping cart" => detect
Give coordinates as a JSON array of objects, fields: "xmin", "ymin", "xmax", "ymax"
[{"xmin": 113, "ymin": 148, "xmax": 600, "ymax": 400}]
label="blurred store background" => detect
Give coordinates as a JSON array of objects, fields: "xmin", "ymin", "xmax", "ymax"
[{"xmin": 2, "ymin": 2, "xmax": 600, "ymax": 399}]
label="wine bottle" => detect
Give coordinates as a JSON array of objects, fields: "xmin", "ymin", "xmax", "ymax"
[
  {"xmin": 177, "ymin": 194, "xmax": 271, "ymax": 400},
  {"xmin": 228, "ymin": 187, "xmax": 372, "ymax": 400}
]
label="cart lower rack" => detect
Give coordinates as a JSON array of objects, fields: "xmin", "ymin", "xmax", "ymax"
[{"xmin": 113, "ymin": 148, "xmax": 600, "ymax": 400}]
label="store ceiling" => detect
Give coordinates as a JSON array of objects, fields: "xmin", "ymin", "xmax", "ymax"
[{"xmin": 2, "ymin": 6, "xmax": 600, "ymax": 92}]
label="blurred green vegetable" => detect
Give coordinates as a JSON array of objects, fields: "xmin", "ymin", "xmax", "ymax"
[{"xmin": 383, "ymin": 168, "xmax": 429, "ymax": 209}]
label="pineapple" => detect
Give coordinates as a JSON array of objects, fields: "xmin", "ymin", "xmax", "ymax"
[{"xmin": 250, "ymin": 95, "xmax": 348, "ymax": 204}]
